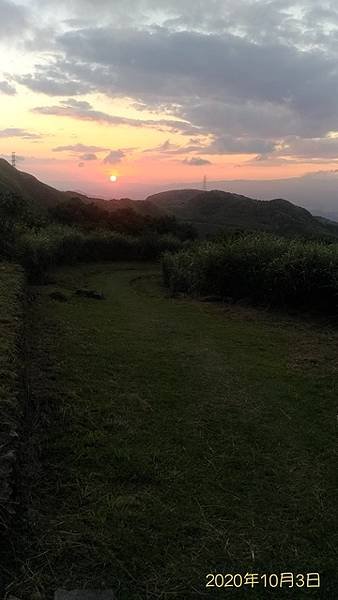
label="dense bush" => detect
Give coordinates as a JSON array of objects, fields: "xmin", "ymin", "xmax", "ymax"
[
  {"xmin": 0, "ymin": 192, "xmax": 48, "ymax": 258},
  {"xmin": 162, "ymin": 233, "xmax": 338, "ymax": 312},
  {"xmin": 49, "ymin": 198, "xmax": 197, "ymax": 240},
  {"xmin": 16, "ymin": 225, "xmax": 183, "ymax": 281},
  {"xmin": 0, "ymin": 192, "xmax": 193, "ymax": 279}
]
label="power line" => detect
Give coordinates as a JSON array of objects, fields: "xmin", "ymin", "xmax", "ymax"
[
  {"xmin": 203, "ymin": 174, "xmax": 207, "ymax": 191},
  {"xmin": 11, "ymin": 152, "xmax": 16, "ymax": 168}
]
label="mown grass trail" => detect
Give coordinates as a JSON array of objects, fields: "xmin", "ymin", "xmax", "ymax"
[{"xmin": 10, "ymin": 262, "xmax": 337, "ymax": 599}]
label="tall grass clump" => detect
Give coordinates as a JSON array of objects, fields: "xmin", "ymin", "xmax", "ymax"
[
  {"xmin": 16, "ymin": 226, "xmax": 184, "ymax": 281},
  {"xmin": 162, "ymin": 233, "xmax": 338, "ymax": 312}
]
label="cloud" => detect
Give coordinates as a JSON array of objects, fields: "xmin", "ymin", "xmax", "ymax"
[
  {"xmin": 15, "ymin": 72, "xmax": 92, "ymax": 96},
  {"xmin": 302, "ymin": 169, "xmax": 338, "ymax": 178},
  {"xmin": 183, "ymin": 157, "xmax": 212, "ymax": 166},
  {"xmin": 0, "ymin": 0, "xmax": 29, "ymax": 40},
  {"xmin": 80, "ymin": 153, "xmax": 97, "ymax": 161},
  {"xmin": 54, "ymin": 26, "xmax": 338, "ymax": 121},
  {"xmin": 0, "ymin": 128, "xmax": 42, "ymax": 139},
  {"xmin": 143, "ymin": 136, "xmax": 211, "ymax": 155},
  {"xmin": 103, "ymin": 150, "xmax": 126, "ymax": 164},
  {"xmin": 53, "ymin": 143, "xmax": 108, "ymax": 153},
  {"xmin": 28, "ymin": 0, "xmax": 338, "ymax": 47},
  {"xmin": 32, "ymin": 98, "xmax": 200, "ymax": 134},
  {"xmin": 0, "ymin": 80, "xmax": 16, "ymax": 95},
  {"xmin": 277, "ymin": 135, "xmax": 338, "ymax": 159},
  {"xmin": 144, "ymin": 135, "xmax": 275, "ymax": 157},
  {"xmin": 143, "ymin": 139, "xmax": 182, "ymax": 153},
  {"xmin": 157, "ymin": 139, "xmax": 177, "ymax": 152},
  {"xmin": 246, "ymin": 135, "xmax": 338, "ymax": 163},
  {"xmin": 16, "ymin": 18, "xmax": 338, "ymax": 149},
  {"xmin": 202, "ymin": 135, "xmax": 277, "ymax": 155},
  {"xmin": 5, "ymin": 0, "xmax": 338, "ymax": 167}
]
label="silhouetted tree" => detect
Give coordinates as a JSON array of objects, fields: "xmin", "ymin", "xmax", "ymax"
[{"xmin": 49, "ymin": 199, "xmax": 198, "ymax": 240}]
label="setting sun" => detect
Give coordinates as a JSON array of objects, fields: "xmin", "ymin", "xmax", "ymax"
[{"xmin": 110, "ymin": 175, "xmax": 118, "ymax": 183}]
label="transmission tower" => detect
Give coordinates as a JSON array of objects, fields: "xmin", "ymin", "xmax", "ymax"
[
  {"xmin": 203, "ymin": 174, "xmax": 207, "ymax": 191},
  {"xmin": 11, "ymin": 152, "xmax": 16, "ymax": 168}
]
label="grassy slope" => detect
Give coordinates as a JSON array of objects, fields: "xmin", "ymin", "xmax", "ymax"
[
  {"xmin": 0, "ymin": 263, "xmax": 25, "ymax": 593},
  {"xmin": 147, "ymin": 189, "xmax": 336, "ymax": 238},
  {"xmin": 10, "ymin": 263, "xmax": 337, "ymax": 599},
  {"xmin": 0, "ymin": 159, "xmax": 70, "ymax": 209}
]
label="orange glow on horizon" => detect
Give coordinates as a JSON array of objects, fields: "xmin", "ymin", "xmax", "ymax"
[{"xmin": 2, "ymin": 90, "xmax": 338, "ymax": 198}]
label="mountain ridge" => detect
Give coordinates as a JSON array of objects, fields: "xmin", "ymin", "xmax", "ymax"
[
  {"xmin": 146, "ymin": 188, "xmax": 338, "ymax": 237},
  {"xmin": 1, "ymin": 159, "xmax": 338, "ymax": 238}
]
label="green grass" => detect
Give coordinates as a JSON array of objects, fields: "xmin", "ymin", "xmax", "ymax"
[
  {"xmin": 8, "ymin": 262, "xmax": 337, "ymax": 599},
  {"xmin": 17, "ymin": 225, "xmax": 183, "ymax": 282},
  {"xmin": 162, "ymin": 234, "xmax": 338, "ymax": 312},
  {"xmin": 0, "ymin": 262, "xmax": 25, "ymax": 592}
]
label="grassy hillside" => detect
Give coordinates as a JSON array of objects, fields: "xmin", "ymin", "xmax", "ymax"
[
  {"xmin": 146, "ymin": 188, "xmax": 203, "ymax": 207},
  {"xmin": 0, "ymin": 263, "xmax": 25, "ymax": 589},
  {"xmin": 8, "ymin": 263, "xmax": 337, "ymax": 599},
  {"xmin": 0, "ymin": 159, "xmax": 75, "ymax": 210},
  {"xmin": 315, "ymin": 215, "xmax": 338, "ymax": 236},
  {"xmin": 95, "ymin": 198, "xmax": 165, "ymax": 217},
  {"xmin": 147, "ymin": 188, "xmax": 337, "ymax": 237}
]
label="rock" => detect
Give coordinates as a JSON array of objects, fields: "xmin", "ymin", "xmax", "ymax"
[
  {"xmin": 54, "ymin": 591, "xmax": 115, "ymax": 600},
  {"xmin": 27, "ymin": 292, "xmax": 37, "ymax": 304},
  {"xmin": 49, "ymin": 291, "xmax": 68, "ymax": 302},
  {"xmin": 91, "ymin": 292, "xmax": 105, "ymax": 300},
  {"xmin": 199, "ymin": 295, "xmax": 223, "ymax": 303},
  {"xmin": 75, "ymin": 289, "xmax": 105, "ymax": 300}
]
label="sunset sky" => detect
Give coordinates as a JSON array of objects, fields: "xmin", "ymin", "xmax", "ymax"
[{"xmin": 1, "ymin": 0, "xmax": 338, "ymax": 199}]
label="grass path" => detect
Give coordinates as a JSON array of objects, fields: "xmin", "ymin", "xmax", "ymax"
[
  {"xmin": 0, "ymin": 263, "xmax": 25, "ymax": 595},
  {"xmin": 9, "ymin": 262, "xmax": 337, "ymax": 599}
]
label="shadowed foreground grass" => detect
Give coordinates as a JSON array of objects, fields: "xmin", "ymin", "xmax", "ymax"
[
  {"xmin": 0, "ymin": 263, "xmax": 24, "ymax": 592},
  {"xmin": 8, "ymin": 262, "xmax": 337, "ymax": 599}
]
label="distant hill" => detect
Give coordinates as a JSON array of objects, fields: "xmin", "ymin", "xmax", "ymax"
[
  {"xmin": 314, "ymin": 215, "xmax": 338, "ymax": 236},
  {"xmin": 94, "ymin": 197, "xmax": 165, "ymax": 218},
  {"xmin": 147, "ymin": 189, "xmax": 338, "ymax": 238}
]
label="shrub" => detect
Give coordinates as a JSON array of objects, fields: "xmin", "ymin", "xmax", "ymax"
[
  {"xmin": 16, "ymin": 226, "xmax": 184, "ymax": 281},
  {"xmin": 162, "ymin": 233, "xmax": 338, "ymax": 313}
]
